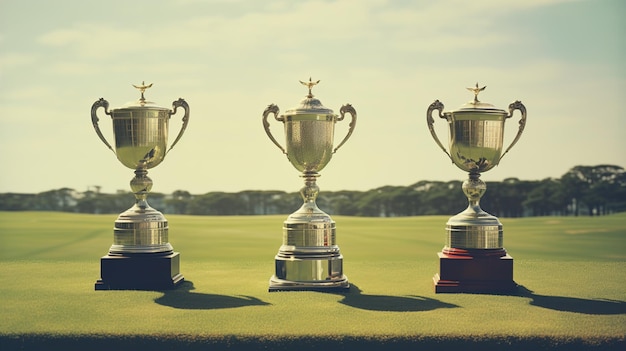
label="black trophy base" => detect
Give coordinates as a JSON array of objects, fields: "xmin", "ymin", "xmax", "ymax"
[
  {"xmin": 95, "ymin": 251, "xmax": 184, "ymax": 290},
  {"xmin": 433, "ymin": 248, "xmax": 517, "ymax": 294}
]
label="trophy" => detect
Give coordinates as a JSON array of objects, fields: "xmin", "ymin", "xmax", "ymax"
[
  {"xmin": 263, "ymin": 78, "xmax": 356, "ymax": 291},
  {"xmin": 427, "ymin": 83, "xmax": 526, "ymax": 293},
  {"xmin": 91, "ymin": 82, "xmax": 189, "ymax": 290}
]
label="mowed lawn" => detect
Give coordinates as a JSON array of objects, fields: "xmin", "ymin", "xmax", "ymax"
[{"xmin": 0, "ymin": 211, "xmax": 625, "ymax": 350}]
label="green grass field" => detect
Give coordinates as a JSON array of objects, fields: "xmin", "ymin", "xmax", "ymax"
[{"xmin": 0, "ymin": 211, "xmax": 625, "ymax": 350}]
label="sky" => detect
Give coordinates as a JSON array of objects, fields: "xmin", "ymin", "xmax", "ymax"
[{"xmin": 0, "ymin": 0, "xmax": 624, "ymax": 195}]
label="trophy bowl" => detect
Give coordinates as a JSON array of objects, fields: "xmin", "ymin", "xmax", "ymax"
[
  {"xmin": 427, "ymin": 83, "xmax": 526, "ymax": 293},
  {"xmin": 263, "ymin": 78, "xmax": 356, "ymax": 291},
  {"xmin": 90, "ymin": 82, "xmax": 189, "ymax": 290}
]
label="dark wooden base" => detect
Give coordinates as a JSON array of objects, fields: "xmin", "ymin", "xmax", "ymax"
[
  {"xmin": 95, "ymin": 252, "xmax": 184, "ymax": 290},
  {"xmin": 433, "ymin": 248, "xmax": 517, "ymax": 294}
]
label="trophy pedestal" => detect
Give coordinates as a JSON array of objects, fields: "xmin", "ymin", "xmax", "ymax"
[
  {"xmin": 268, "ymin": 210, "xmax": 349, "ymax": 292},
  {"xmin": 95, "ymin": 252, "xmax": 184, "ymax": 290},
  {"xmin": 433, "ymin": 248, "xmax": 516, "ymax": 293}
]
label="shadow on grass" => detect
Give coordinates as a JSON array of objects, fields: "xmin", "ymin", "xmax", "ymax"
[
  {"xmin": 154, "ymin": 281, "xmax": 270, "ymax": 310},
  {"xmin": 514, "ymin": 286, "xmax": 626, "ymax": 315},
  {"xmin": 330, "ymin": 284, "xmax": 459, "ymax": 312}
]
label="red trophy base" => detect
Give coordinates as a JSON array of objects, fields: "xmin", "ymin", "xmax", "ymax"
[{"xmin": 433, "ymin": 248, "xmax": 517, "ymax": 294}]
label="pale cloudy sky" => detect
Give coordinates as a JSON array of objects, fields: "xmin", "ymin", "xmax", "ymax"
[{"xmin": 0, "ymin": 0, "xmax": 624, "ymax": 194}]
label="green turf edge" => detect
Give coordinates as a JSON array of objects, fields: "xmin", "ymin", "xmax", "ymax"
[{"xmin": 1, "ymin": 334, "xmax": 624, "ymax": 351}]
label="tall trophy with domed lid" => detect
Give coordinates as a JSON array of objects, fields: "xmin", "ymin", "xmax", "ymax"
[
  {"xmin": 91, "ymin": 82, "xmax": 189, "ymax": 290},
  {"xmin": 427, "ymin": 83, "xmax": 526, "ymax": 293},
  {"xmin": 263, "ymin": 78, "xmax": 356, "ymax": 291}
]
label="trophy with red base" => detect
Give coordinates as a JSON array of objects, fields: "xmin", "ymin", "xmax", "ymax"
[{"xmin": 427, "ymin": 83, "xmax": 526, "ymax": 293}]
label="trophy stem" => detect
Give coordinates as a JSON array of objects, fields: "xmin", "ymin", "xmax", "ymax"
[
  {"xmin": 105, "ymin": 165, "xmax": 173, "ymax": 256},
  {"xmin": 299, "ymin": 171, "xmax": 321, "ymax": 213},
  {"xmin": 445, "ymin": 171, "xmax": 503, "ymax": 249},
  {"xmin": 130, "ymin": 165, "xmax": 153, "ymax": 209},
  {"xmin": 462, "ymin": 171, "xmax": 487, "ymax": 216}
]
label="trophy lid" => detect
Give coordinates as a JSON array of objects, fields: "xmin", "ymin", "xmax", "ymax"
[
  {"xmin": 115, "ymin": 82, "xmax": 169, "ymax": 111},
  {"xmin": 453, "ymin": 83, "xmax": 507, "ymax": 114},
  {"xmin": 283, "ymin": 78, "xmax": 335, "ymax": 116}
]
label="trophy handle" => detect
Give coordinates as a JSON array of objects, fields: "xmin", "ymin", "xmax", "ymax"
[
  {"xmin": 262, "ymin": 104, "xmax": 287, "ymax": 155},
  {"xmin": 499, "ymin": 100, "xmax": 527, "ymax": 162},
  {"xmin": 427, "ymin": 100, "xmax": 452, "ymax": 160},
  {"xmin": 333, "ymin": 104, "xmax": 357, "ymax": 154},
  {"xmin": 167, "ymin": 98, "xmax": 190, "ymax": 153},
  {"xmin": 91, "ymin": 98, "xmax": 115, "ymax": 153}
]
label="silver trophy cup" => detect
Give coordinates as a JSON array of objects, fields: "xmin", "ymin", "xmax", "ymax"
[
  {"xmin": 427, "ymin": 84, "xmax": 526, "ymax": 293},
  {"xmin": 263, "ymin": 78, "xmax": 356, "ymax": 291},
  {"xmin": 91, "ymin": 82, "xmax": 189, "ymax": 290}
]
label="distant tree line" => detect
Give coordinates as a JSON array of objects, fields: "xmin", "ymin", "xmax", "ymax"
[{"xmin": 1, "ymin": 165, "xmax": 624, "ymax": 217}]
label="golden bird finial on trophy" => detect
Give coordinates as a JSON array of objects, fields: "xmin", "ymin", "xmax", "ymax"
[
  {"xmin": 132, "ymin": 81, "xmax": 153, "ymax": 103},
  {"xmin": 467, "ymin": 82, "xmax": 486, "ymax": 103},
  {"xmin": 299, "ymin": 77, "xmax": 320, "ymax": 98}
]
